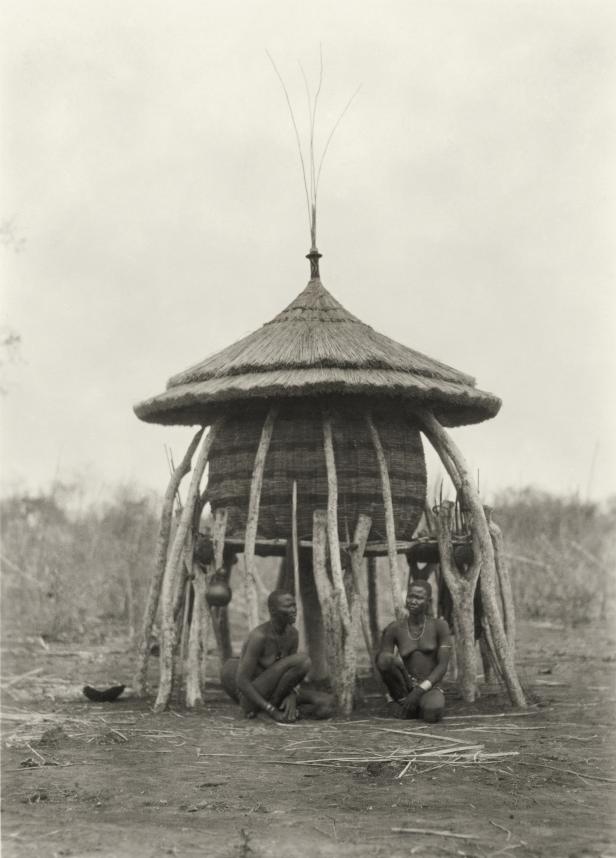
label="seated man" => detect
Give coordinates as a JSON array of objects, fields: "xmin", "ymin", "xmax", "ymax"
[
  {"xmin": 377, "ymin": 580, "xmax": 451, "ymax": 722},
  {"xmin": 221, "ymin": 589, "xmax": 333, "ymax": 723}
]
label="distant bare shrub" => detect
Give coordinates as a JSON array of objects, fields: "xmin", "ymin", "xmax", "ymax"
[
  {"xmin": 493, "ymin": 488, "xmax": 616, "ymax": 623},
  {"xmin": 0, "ymin": 482, "xmax": 160, "ymax": 640},
  {"xmin": 2, "ymin": 482, "xmax": 614, "ymax": 642}
]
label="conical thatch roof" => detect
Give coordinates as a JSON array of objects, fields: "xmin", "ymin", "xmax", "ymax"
[{"xmin": 134, "ymin": 277, "xmax": 501, "ymax": 427}]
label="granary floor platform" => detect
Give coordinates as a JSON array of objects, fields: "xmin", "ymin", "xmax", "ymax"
[{"xmin": 222, "ymin": 535, "xmax": 471, "ymax": 558}]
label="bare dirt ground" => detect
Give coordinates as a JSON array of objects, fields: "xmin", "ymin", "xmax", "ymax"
[{"xmin": 2, "ymin": 621, "xmax": 615, "ymax": 858}]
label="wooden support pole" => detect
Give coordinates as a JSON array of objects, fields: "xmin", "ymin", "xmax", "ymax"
[
  {"xmin": 365, "ymin": 413, "xmax": 405, "ymax": 620},
  {"xmin": 298, "ymin": 553, "xmax": 328, "ymax": 680},
  {"xmin": 209, "ymin": 605, "xmax": 232, "ymax": 664},
  {"xmin": 488, "ymin": 517, "xmax": 517, "ymax": 660},
  {"xmin": 154, "ymin": 421, "xmax": 222, "ymax": 713},
  {"xmin": 322, "ymin": 414, "xmax": 352, "ymax": 635},
  {"xmin": 322, "ymin": 413, "xmax": 355, "ymax": 716},
  {"xmin": 217, "ymin": 608, "xmax": 233, "ymax": 662},
  {"xmin": 243, "ymin": 407, "xmax": 277, "ymax": 630},
  {"xmin": 186, "ymin": 562, "xmax": 207, "ymax": 708},
  {"xmin": 312, "ymin": 509, "xmax": 340, "ymax": 684},
  {"xmin": 414, "ymin": 408, "xmax": 526, "ymax": 708},
  {"xmin": 199, "ymin": 600, "xmax": 212, "ymax": 690},
  {"xmin": 348, "ymin": 514, "xmax": 380, "ymax": 679},
  {"xmin": 434, "ymin": 501, "xmax": 480, "ymax": 702},
  {"xmin": 172, "ymin": 541, "xmax": 198, "ymax": 703},
  {"xmin": 209, "ymin": 508, "xmax": 232, "ymax": 664},
  {"xmin": 134, "ymin": 428, "xmax": 203, "ymax": 696},
  {"xmin": 177, "ymin": 527, "xmax": 198, "ymax": 662},
  {"xmin": 212, "ymin": 508, "xmax": 228, "ymax": 570},
  {"xmin": 367, "ymin": 557, "xmax": 380, "ymax": 649},
  {"xmin": 178, "ymin": 571, "xmax": 193, "ymax": 662},
  {"xmin": 291, "ymin": 480, "xmax": 306, "ymax": 650}
]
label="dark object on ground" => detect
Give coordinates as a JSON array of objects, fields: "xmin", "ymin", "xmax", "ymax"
[
  {"xmin": 20, "ymin": 756, "xmax": 58, "ymax": 768},
  {"xmin": 83, "ymin": 684, "xmax": 126, "ymax": 702}
]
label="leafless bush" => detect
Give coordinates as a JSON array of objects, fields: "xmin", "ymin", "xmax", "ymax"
[
  {"xmin": 0, "ymin": 482, "xmax": 160, "ymax": 641},
  {"xmin": 493, "ymin": 488, "xmax": 616, "ymax": 623},
  {"xmin": 2, "ymin": 482, "xmax": 614, "ymax": 642}
]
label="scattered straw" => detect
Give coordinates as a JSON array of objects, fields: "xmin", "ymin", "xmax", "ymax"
[{"xmin": 392, "ymin": 827, "xmax": 479, "ymax": 841}]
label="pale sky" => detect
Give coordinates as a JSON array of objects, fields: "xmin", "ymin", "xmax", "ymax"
[{"xmin": 2, "ymin": 0, "xmax": 615, "ymax": 503}]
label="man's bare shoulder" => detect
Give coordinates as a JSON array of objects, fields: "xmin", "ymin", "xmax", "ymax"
[{"xmin": 245, "ymin": 623, "xmax": 270, "ymax": 646}]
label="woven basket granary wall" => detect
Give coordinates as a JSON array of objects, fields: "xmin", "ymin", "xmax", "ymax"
[{"xmin": 206, "ymin": 401, "xmax": 427, "ymax": 542}]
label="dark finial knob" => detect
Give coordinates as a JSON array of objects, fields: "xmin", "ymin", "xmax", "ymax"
[{"xmin": 306, "ymin": 248, "xmax": 322, "ymax": 280}]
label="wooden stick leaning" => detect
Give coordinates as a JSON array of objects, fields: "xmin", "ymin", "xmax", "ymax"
[
  {"xmin": 413, "ymin": 407, "xmax": 525, "ymax": 707},
  {"xmin": 134, "ymin": 428, "xmax": 203, "ymax": 696},
  {"xmin": 154, "ymin": 421, "xmax": 222, "ymax": 713},
  {"xmin": 365, "ymin": 413, "xmax": 405, "ymax": 620},
  {"xmin": 243, "ymin": 407, "xmax": 278, "ymax": 630}
]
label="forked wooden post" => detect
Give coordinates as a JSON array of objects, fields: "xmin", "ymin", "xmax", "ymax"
[
  {"xmin": 154, "ymin": 421, "xmax": 222, "ymax": 713},
  {"xmin": 414, "ymin": 407, "xmax": 526, "ymax": 707},
  {"xmin": 365, "ymin": 413, "xmax": 405, "ymax": 620},
  {"xmin": 434, "ymin": 501, "xmax": 481, "ymax": 702},
  {"xmin": 243, "ymin": 407, "xmax": 278, "ymax": 629},
  {"xmin": 134, "ymin": 428, "xmax": 203, "ymax": 696},
  {"xmin": 322, "ymin": 413, "xmax": 355, "ymax": 716}
]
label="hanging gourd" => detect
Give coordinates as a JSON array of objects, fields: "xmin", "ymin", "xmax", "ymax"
[{"xmin": 205, "ymin": 570, "xmax": 232, "ymax": 608}]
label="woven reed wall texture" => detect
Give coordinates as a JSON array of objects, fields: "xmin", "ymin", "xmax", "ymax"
[{"xmin": 206, "ymin": 404, "xmax": 427, "ymax": 542}]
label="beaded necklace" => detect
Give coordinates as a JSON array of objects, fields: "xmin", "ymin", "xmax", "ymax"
[{"xmin": 407, "ymin": 616, "xmax": 426, "ymax": 641}]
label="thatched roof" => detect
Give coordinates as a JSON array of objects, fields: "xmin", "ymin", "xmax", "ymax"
[{"xmin": 134, "ymin": 277, "xmax": 501, "ymax": 427}]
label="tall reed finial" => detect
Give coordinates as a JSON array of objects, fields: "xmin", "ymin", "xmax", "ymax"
[{"xmin": 267, "ymin": 50, "xmax": 360, "ymax": 270}]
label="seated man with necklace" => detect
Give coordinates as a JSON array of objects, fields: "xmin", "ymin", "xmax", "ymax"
[
  {"xmin": 221, "ymin": 589, "xmax": 334, "ymax": 723},
  {"xmin": 377, "ymin": 580, "xmax": 451, "ymax": 722}
]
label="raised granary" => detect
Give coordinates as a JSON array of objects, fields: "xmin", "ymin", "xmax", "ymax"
[{"xmin": 133, "ymin": 245, "xmax": 525, "ymax": 716}]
